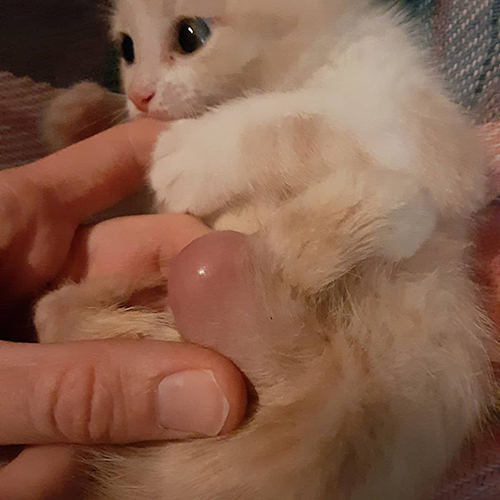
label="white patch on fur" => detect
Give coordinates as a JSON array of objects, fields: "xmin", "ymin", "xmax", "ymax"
[{"xmin": 380, "ymin": 189, "xmax": 438, "ymax": 260}]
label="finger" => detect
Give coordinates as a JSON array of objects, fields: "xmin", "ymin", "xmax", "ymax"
[
  {"xmin": 0, "ymin": 119, "xmax": 168, "ymax": 301},
  {"xmin": 2, "ymin": 118, "xmax": 166, "ymax": 225},
  {"xmin": 0, "ymin": 339, "xmax": 246, "ymax": 445},
  {"xmin": 168, "ymin": 232, "xmax": 257, "ymax": 358},
  {"xmin": 168, "ymin": 232, "xmax": 301, "ymax": 377},
  {"xmin": 0, "ymin": 445, "xmax": 82, "ymax": 500},
  {"xmin": 62, "ymin": 213, "xmax": 210, "ymax": 282}
]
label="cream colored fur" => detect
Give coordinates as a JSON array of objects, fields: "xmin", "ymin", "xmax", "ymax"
[{"xmin": 35, "ymin": 0, "xmax": 494, "ymax": 499}]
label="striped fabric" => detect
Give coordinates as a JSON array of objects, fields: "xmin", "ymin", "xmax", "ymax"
[
  {"xmin": 0, "ymin": 72, "xmax": 57, "ymax": 170},
  {"xmin": 432, "ymin": 0, "xmax": 500, "ymax": 123}
]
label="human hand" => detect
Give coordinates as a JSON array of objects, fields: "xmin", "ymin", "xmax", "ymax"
[
  {"xmin": 0, "ymin": 120, "xmax": 248, "ymax": 498},
  {"xmin": 2, "ymin": 115, "xmax": 498, "ymax": 499}
]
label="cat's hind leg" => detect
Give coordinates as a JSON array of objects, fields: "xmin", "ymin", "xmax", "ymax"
[{"xmin": 34, "ymin": 275, "xmax": 178, "ymax": 344}]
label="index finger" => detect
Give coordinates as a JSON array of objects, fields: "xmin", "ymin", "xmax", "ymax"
[
  {"xmin": 3, "ymin": 118, "xmax": 167, "ymax": 223},
  {"xmin": 0, "ymin": 339, "xmax": 246, "ymax": 445}
]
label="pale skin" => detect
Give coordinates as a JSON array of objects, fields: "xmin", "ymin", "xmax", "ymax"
[
  {"xmin": 0, "ymin": 119, "xmax": 254, "ymax": 498},
  {"xmin": 0, "ymin": 119, "xmax": 498, "ymax": 499}
]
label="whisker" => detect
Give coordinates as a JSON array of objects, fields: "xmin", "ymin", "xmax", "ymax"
[
  {"xmin": 62, "ymin": 106, "xmax": 129, "ymax": 139},
  {"xmin": 109, "ymin": 92, "xmax": 128, "ymax": 101},
  {"xmin": 110, "ymin": 110, "xmax": 130, "ymax": 127}
]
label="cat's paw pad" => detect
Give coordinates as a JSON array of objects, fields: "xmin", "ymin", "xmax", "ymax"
[{"xmin": 41, "ymin": 82, "xmax": 126, "ymax": 152}]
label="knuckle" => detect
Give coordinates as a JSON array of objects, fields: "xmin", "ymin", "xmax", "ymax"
[{"xmin": 47, "ymin": 364, "xmax": 124, "ymax": 444}]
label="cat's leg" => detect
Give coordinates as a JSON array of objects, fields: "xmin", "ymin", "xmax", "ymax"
[
  {"xmin": 41, "ymin": 82, "xmax": 127, "ymax": 153},
  {"xmin": 35, "ymin": 275, "xmax": 179, "ymax": 344},
  {"xmin": 258, "ymin": 166, "xmax": 437, "ymax": 293},
  {"xmin": 149, "ymin": 91, "xmax": 331, "ymax": 216},
  {"xmin": 150, "ymin": 91, "xmax": 437, "ymax": 292},
  {"xmin": 150, "ymin": 89, "xmax": 486, "ymax": 224}
]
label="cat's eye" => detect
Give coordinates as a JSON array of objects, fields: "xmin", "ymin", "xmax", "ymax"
[
  {"xmin": 120, "ymin": 33, "xmax": 135, "ymax": 64},
  {"xmin": 175, "ymin": 18, "xmax": 211, "ymax": 55}
]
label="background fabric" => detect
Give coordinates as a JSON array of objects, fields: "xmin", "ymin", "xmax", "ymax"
[
  {"xmin": 433, "ymin": 0, "xmax": 500, "ymax": 123},
  {"xmin": 0, "ymin": 72, "xmax": 58, "ymax": 170},
  {"xmin": 0, "ymin": 0, "xmax": 110, "ymax": 88}
]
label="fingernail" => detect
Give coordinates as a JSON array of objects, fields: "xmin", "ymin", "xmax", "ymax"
[{"xmin": 157, "ymin": 370, "xmax": 230, "ymax": 436}]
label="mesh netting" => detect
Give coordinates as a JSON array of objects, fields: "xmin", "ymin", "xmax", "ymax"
[{"xmin": 432, "ymin": 0, "xmax": 500, "ymax": 122}]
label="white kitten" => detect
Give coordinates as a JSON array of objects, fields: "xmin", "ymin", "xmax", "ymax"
[{"xmin": 35, "ymin": 0, "xmax": 494, "ymax": 499}]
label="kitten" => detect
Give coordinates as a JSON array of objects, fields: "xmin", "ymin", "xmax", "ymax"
[{"xmin": 35, "ymin": 0, "xmax": 495, "ymax": 499}]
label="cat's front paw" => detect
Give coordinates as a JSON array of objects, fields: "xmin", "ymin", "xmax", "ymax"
[{"xmin": 149, "ymin": 119, "xmax": 241, "ymax": 216}]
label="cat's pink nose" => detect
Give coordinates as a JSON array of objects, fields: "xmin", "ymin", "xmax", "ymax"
[{"xmin": 130, "ymin": 91, "xmax": 155, "ymax": 113}]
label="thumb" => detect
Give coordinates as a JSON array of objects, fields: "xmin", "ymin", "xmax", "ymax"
[
  {"xmin": 0, "ymin": 339, "xmax": 246, "ymax": 446},
  {"xmin": 168, "ymin": 231, "xmax": 304, "ymax": 381},
  {"xmin": 168, "ymin": 232, "xmax": 268, "ymax": 372}
]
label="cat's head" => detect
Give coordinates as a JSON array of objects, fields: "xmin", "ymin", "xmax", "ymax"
[{"xmin": 111, "ymin": 0, "xmax": 354, "ymax": 121}]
